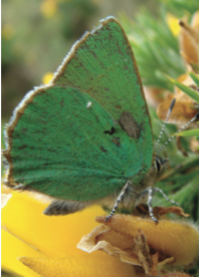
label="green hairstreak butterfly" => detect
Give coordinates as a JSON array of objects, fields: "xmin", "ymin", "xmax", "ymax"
[{"xmin": 3, "ymin": 16, "xmax": 169, "ymax": 220}]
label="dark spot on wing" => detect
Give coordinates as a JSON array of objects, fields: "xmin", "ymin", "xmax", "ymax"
[
  {"xmin": 100, "ymin": 147, "xmax": 107, "ymax": 153},
  {"xmin": 60, "ymin": 99, "xmax": 64, "ymax": 107},
  {"xmin": 41, "ymin": 120, "xmax": 47, "ymax": 125},
  {"xmin": 22, "ymin": 128, "xmax": 28, "ymax": 133},
  {"xmin": 112, "ymin": 137, "xmax": 120, "ymax": 147},
  {"xmin": 104, "ymin": 127, "xmax": 115, "ymax": 135},
  {"xmin": 119, "ymin": 112, "xmax": 140, "ymax": 139},
  {"xmin": 47, "ymin": 148, "xmax": 56, "ymax": 153},
  {"xmin": 115, "ymin": 105, "xmax": 122, "ymax": 110},
  {"xmin": 18, "ymin": 145, "xmax": 28, "ymax": 150}
]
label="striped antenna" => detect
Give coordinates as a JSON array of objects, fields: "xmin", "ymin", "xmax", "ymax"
[
  {"xmin": 156, "ymin": 112, "xmax": 199, "ymax": 155},
  {"xmin": 154, "ymin": 98, "xmax": 176, "ymax": 152}
]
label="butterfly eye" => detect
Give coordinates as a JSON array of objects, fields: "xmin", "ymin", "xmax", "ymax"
[
  {"xmin": 104, "ymin": 127, "xmax": 115, "ymax": 135},
  {"xmin": 154, "ymin": 156, "xmax": 168, "ymax": 173},
  {"xmin": 154, "ymin": 158, "xmax": 161, "ymax": 173}
]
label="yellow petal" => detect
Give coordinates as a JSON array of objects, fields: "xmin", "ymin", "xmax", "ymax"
[
  {"xmin": 42, "ymin": 72, "xmax": 54, "ymax": 84},
  {"xmin": 2, "ymin": 229, "xmax": 41, "ymax": 277},
  {"xmin": 2, "ymin": 191, "xmax": 105, "ymax": 257},
  {"xmin": 40, "ymin": 0, "xmax": 57, "ymax": 18},
  {"xmin": 19, "ymin": 253, "xmax": 136, "ymax": 277},
  {"xmin": 1, "ymin": 184, "xmax": 13, "ymax": 194},
  {"xmin": 160, "ymin": 270, "xmax": 191, "ymax": 276},
  {"xmin": 166, "ymin": 13, "xmax": 181, "ymax": 36}
]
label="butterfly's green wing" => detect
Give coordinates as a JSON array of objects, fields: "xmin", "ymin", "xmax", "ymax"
[
  {"xmin": 4, "ymin": 17, "xmax": 153, "ymax": 202},
  {"xmin": 5, "ymin": 85, "xmax": 146, "ymax": 201},
  {"xmin": 53, "ymin": 16, "xmax": 153, "ymax": 177}
]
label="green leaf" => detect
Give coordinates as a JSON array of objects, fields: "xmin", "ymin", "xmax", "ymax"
[
  {"xmin": 167, "ymin": 76, "xmax": 199, "ymax": 103},
  {"xmin": 189, "ymin": 72, "xmax": 199, "ymax": 86},
  {"xmin": 177, "ymin": 129, "xmax": 199, "ymax": 137}
]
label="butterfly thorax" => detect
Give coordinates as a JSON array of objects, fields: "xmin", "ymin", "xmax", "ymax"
[
  {"xmin": 99, "ymin": 155, "xmax": 167, "ymax": 211},
  {"xmin": 137, "ymin": 155, "xmax": 167, "ymax": 190}
]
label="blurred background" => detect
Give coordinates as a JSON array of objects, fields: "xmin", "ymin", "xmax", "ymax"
[{"xmin": 2, "ymin": 0, "xmax": 159, "ymax": 121}]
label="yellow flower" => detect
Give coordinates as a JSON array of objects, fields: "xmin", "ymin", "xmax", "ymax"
[
  {"xmin": 166, "ymin": 13, "xmax": 181, "ymax": 37},
  {"xmin": 1, "ymin": 193, "xmax": 12, "ymax": 208},
  {"xmin": 2, "ymin": 24, "xmax": 14, "ymax": 40},
  {"xmin": 78, "ymin": 207, "xmax": 198, "ymax": 276},
  {"xmin": 40, "ymin": 0, "xmax": 58, "ymax": 18},
  {"xmin": 2, "ymin": 191, "xmax": 136, "ymax": 276},
  {"xmin": 42, "ymin": 72, "xmax": 54, "ymax": 84}
]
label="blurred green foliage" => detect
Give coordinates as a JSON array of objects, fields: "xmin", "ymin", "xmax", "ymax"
[
  {"xmin": 121, "ymin": 0, "xmax": 198, "ymax": 91},
  {"xmin": 2, "ymin": 0, "xmax": 99, "ymax": 118},
  {"xmin": 158, "ymin": 0, "xmax": 199, "ymax": 17},
  {"xmin": 121, "ymin": 10, "xmax": 185, "ymax": 91}
]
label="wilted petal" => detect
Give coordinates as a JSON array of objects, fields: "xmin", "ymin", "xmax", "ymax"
[
  {"xmin": 179, "ymin": 16, "xmax": 199, "ymax": 66},
  {"xmin": 144, "ymin": 86, "xmax": 166, "ymax": 107},
  {"xmin": 79, "ymin": 214, "xmax": 197, "ymax": 275},
  {"xmin": 132, "ymin": 230, "xmax": 154, "ymax": 275},
  {"xmin": 157, "ymin": 74, "xmax": 198, "ymax": 124},
  {"xmin": 152, "ymin": 206, "xmax": 190, "ymax": 218},
  {"xmin": 78, "ymin": 224, "xmax": 140, "ymax": 266},
  {"xmin": 191, "ymin": 11, "xmax": 199, "ymax": 29}
]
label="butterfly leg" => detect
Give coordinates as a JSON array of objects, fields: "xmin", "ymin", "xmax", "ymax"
[
  {"xmin": 132, "ymin": 187, "xmax": 158, "ymax": 222},
  {"xmin": 43, "ymin": 200, "xmax": 90, "ymax": 216},
  {"xmin": 136, "ymin": 187, "xmax": 179, "ymax": 222},
  {"xmin": 105, "ymin": 180, "xmax": 132, "ymax": 221},
  {"xmin": 146, "ymin": 187, "xmax": 158, "ymax": 223},
  {"xmin": 153, "ymin": 187, "xmax": 179, "ymax": 206}
]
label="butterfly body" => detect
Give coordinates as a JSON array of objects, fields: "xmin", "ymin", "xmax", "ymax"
[{"xmin": 3, "ymin": 17, "xmax": 160, "ymax": 216}]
